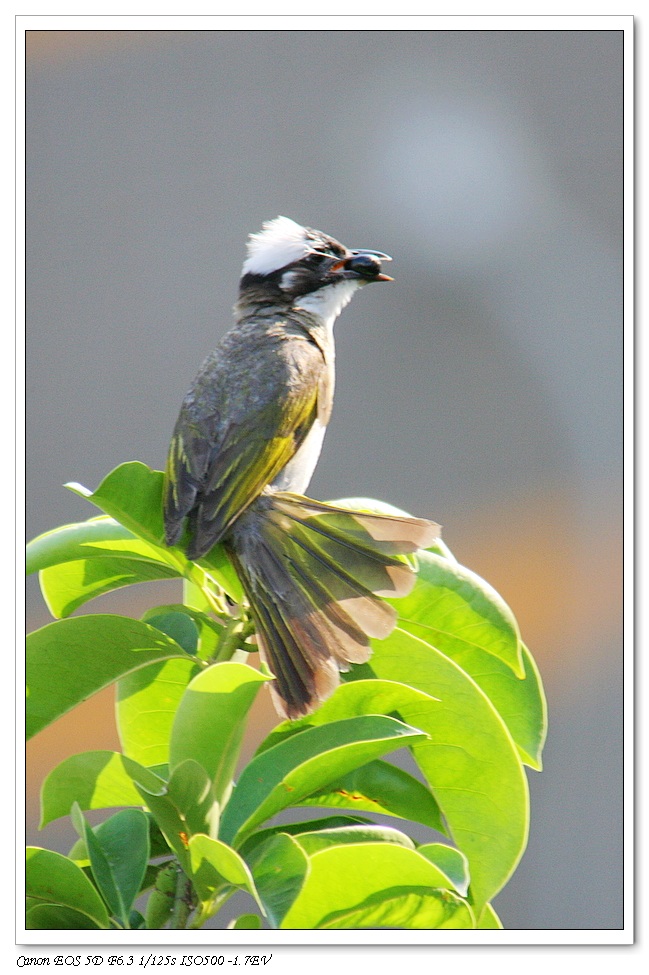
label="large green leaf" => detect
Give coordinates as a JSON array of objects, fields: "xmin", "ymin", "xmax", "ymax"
[
  {"xmin": 281, "ymin": 843, "xmax": 474, "ymax": 929},
  {"xmin": 130, "ymin": 761, "xmax": 221, "ymax": 873},
  {"xmin": 391, "ymin": 549, "xmax": 524, "ymax": 676},
  {"xmin": 40, "ymin": 750, "xmax": 165, "ymax": 828},
  {"xmin": 142, "ymin": 607, "xmax": 200, "ymax": 655},
  {"xmin": 219, "ymin": 715, "xmax": 428, "ymax": 848},
  {"xmin": 117, "ymin": 657, "xmax": 201, "ymax": 767},
  {"xmin": 188, "ymin": 835, "xmax": 262, "ymax": 913},
  {"xmin": 132, "ymin": 781, "xmax": 190, "ymax": 875},
  {"xmin": 26, "ymin": 904, "xmax": 102, "ymax": 929},
  {"xmin": 65, "ymin": 463, "xmax": 171, "ymax": 548},
  {"xmin": 369, "ymin": 627, "xmax": 529, "ymax": 910},
  {"xmin": 402, "ymin": 620, "xmax": 546, "ymax": 770},
  {"xmin": 65, "ymin": 462, "xmax": 241, "ymax": 598},
  {"xmin": 254, "ymin": 680, "xmax": 446, "ymax": 832},
  {"xmin": 72, "ymin": 806, "xmax": 150, "ymax": 928},
  {"xmin": 417, "ymin": 843, "xmax": 470, "ymax": 896},
  {"xmin": 294, "ymin": 823, "xmax": 416, "ymax": 855},
  {"xmin": 248, "ymin": 833, "xmax": 309, "ymax": 928},
  {"xmin": 238, "ymin": 815, "xmax": 374, "ymax": 863},
  {"xmin": 26, "ymin": 847, "xmax": 110, "ymax": 928},
  {"xmin": 27, "ymin": 514, "xmax": 186, "ymax": 617},
  {"xmin": 26, "ymin": 516, "xmax": 181, "ymax": 574},
  {"xmin": 146, "ymin": 604, "xmax": 229, "ymax": 661},
  {"xmin": 395, "ymin": 547, "xmax": 546, "ymax": 768},
  {"xmin": 169, "ymin": 662, "xmax": 271, "ymax": 806},
  {"xmin": 255, "ymin": 678, "xmax": 439, "ymax": 754},
  {"xmin": 165, "ymin": 760, "xmax": 220, "ymax": 839},
  {"xmin": 26, "ymin": 614, "xmax": 190, "ymax": 738},
  {"xmin": 298, "ymin": 759, "xmax": 446, "ymax": 833},
  {"xmin": 318, "ymin": 888, "xmax": 472, "ymax": 929},
  {"xmin": 39, "ymin": 557, "xmax": 180, "ymax": 619}
]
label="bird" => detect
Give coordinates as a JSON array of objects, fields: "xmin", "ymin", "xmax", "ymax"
[{"xmin": 163, "ymin": 216, "xmax": 439, "ymax": 719}]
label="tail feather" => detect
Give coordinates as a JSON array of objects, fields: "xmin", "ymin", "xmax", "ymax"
[
  {"xmin": 271, "ymin": 495, "xmax": 439, "ymax": 553},
  {"xmin": 230, "ymin": 544, "xmax": 342, "ymax": 718},
  {"xmin": 274, "ymin": 542, "xmax": 380, "ymax": 661},
  {"xmin": 227, "ymin": 491, "xmax": 440, "ymax": 719},
  {"xmin": 269, "ymin": 494, "xmax": 436, "ymax": 599},
  {"xmin": 262, "ymin": 514, "xmax": 398, "ymax": 639}
]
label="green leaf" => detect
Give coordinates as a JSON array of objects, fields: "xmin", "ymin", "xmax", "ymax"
[
  {"xmin": 117, "ymin": 657, "xmax": 201, "ymax": 768},
  {"xmin": 238, "ymin": 815, "xmax": 374, "ymax": 863},
  {"xmin": 254, "ymin": 680, "xmax": 446, "ymax": 832},
  {"xmin": 73, "ymin": 807, "xmax": 150, "ymax": 928},
  {"xmin": 319, "ymin": 888, "xmax": 473, "ymax": 929},
  {"xmin": 26, "ymin": 614, "xmax": 190, "ymax": 738},
  {"xmin": 26, "ymin": 516, "xmax": 181, "ymax": 575},
  {"xmin": 417, "ymin": 843, "xmax": 470, "ymax": 896},
  {"xmin": 248, "ymin": 833, "xmax": 309, "ymax": 929},
  {"xmin": 298, "ymin": 758, "xmax": 446, "ymax": 834},
  {"xmin": 228, "ymin": 914, "xmax": 262, "ymax": 930},
  {"xmin": 142, "ymin": 607, "xmax": 201, "ymax": 655},
  {"xmin": 370, "ymin": 627, "xmax": 529, "ymax": 910},
  {"xmin": 188, "ymin": 834, "xmax": 261, "ymax": 911},
  {"xmin": 132, "ymin": 781, "xmax": 190, "ymax": 875},
  {"xmin": 26, "ymin": 904, "xmax": 102, "ymax": 929},
  {"xmin": 65, "ymin": 463, "xmax": 170, "ymax": 548},
  {"xmin": 129, "ymin": 909, "xmax": 147, "ymax": 929},
  {"xmin": 40, "ymin": 750, "xmax": 165, "ymax": 828},
  {"xmin": 166, "ymin": 760, "xmax": 220, "ymax": 839},
  {"xmin": 294, "ymin": 823, "xmax": 416, "ymax": 855},
  {"xmin": 256, "ymin": 678, "xmax": 439, "ymax": 754},
  {"xmin": 401, "ymin": 620, "xmax": 547, "ymax": 769},
  {"xmin": 219, "ymin": 715, "xmax": 428, "ymax": 848},
  {"xmin": 282, "ymin": 843, "xmax": 473, "ymax": 929},
  {"xmin": 169, "ymin": 662, "xmax": 271, "ymax": 806},
  {"xmin": 391, "ymin": 549, "xmax": 524, "ymax": 677},
  {"xmin": 151, "ymin": 599, "xmax": 230, "ymax": 661},
  {"xmin": 477, "ymin": 902, "xmax": 503, "ymax": 928},
  {"xmin": 39, "ymin": 557, "xmax": 179, "ymax": 619},
  {"xmin": 132, "ymin": 762, "xmax": 220, "ymax": 873},
  {"xmin": 26, "ymin": 847, "xmax": 110, "ymax": 928},
  {"xmin": 66, "ymin": 462, "xmax": 241, "ymax": 598}
]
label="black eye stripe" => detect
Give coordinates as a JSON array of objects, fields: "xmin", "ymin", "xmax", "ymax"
[{"xmin": 308, "ymin": 245, "xmax": 345, "ymax": 263}]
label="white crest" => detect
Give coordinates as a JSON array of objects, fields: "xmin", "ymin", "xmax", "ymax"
[{"xmin": 242, "ymin": 216, "xmax": 311, "ymax": 276}]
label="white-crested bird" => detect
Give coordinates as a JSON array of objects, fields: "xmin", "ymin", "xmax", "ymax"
[{"xmin": 164, "ymin": 217, "xmax": 439, "ymax": 718}]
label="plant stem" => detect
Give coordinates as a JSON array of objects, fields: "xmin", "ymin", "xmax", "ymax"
[
  {"xmin": 170, "ymin": 871, "xmax": 196, "ymax": 930},
  {"xmin": 214, "ymin": 617, "xmax": 255, "ymax": 663}
]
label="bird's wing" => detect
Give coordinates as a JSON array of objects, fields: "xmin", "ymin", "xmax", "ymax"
[{"xmin": 164, "ymin": 329, "xmax": 324, "ymax": 558}]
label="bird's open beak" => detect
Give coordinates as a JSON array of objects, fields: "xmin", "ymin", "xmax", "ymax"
[
  {"xmin": 333, "ymin": 249, "xmax": 394, "ymax": 282},
  {"xmin": 353, "ymin": 249, "xmax": 393, "ymax": 279}
]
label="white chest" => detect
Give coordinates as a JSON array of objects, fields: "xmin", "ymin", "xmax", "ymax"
[{"xmin": 271, "ymin": 418, "xmax": 327, "ymax": 494}]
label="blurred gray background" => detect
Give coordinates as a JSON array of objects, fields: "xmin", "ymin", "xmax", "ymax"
[{"xmin": 26, "ymin": 29, "xmax": 624, "ymax": 930}]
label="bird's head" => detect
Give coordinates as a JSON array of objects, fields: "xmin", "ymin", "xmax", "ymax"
[{"xmin": 237, "ymin": 216, "xmax": 392, "ymax": 322}]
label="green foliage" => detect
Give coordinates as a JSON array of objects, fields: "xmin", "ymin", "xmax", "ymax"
[{"xmin": 25, "ymin": 462, "xmax": 546, "ymax": 930}]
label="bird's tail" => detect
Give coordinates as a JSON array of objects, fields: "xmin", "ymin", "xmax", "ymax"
[{"xmin": 226, "ymin": 491, "xmax": 440, "ymax": 719}]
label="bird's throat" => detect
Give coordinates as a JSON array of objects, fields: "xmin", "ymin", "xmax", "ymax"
[{"xmin": 295, "ymin": 280, "xmax": 362, "ymax": 335}]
